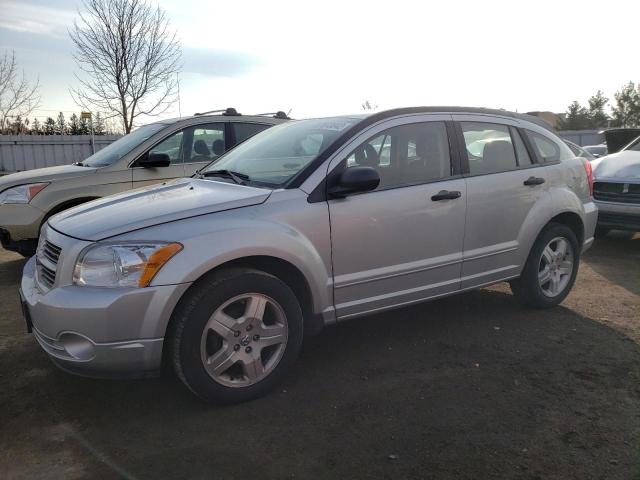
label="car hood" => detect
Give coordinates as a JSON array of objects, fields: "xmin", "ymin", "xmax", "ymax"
[
  {"xmin": 592, "ymin": 150, "xmax": 640, "ymax": 181},
  {"xmin": 0, "ymin": 164, "xmax": 96, "ymax": 191},
  {"xmin": 49, "ymin": 178, "xmax": 272, "ymax": 241}
]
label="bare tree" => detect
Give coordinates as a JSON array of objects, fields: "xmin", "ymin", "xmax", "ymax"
[
  {"xmin": 0, "ymin": 50, "xmax": 40, "ymax": 133},
  {"xmin": 70, "ymin": 0, "xmax": 181, "ymax": 133}
]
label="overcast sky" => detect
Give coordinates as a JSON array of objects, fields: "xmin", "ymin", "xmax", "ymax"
[{"xmin": 0, "ymin": 0, "xmax": 638, "ymax": 125}]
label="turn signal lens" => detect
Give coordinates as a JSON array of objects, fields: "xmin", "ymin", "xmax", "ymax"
[
  {"xmin": 583, "ymin": 159, "xmax": 594, "ymax": 197},
  {"xmin": 138, "ymin": 243, "xmax": 183, "ymax": 287}
]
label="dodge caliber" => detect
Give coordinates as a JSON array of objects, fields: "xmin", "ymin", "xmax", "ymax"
[{"xmin": 20, "ymin": 107, "xmax": 598, "ymax": 403}]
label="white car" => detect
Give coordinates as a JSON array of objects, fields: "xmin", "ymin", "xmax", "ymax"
[{"xmin": 592, "ymin": 136, "xmax": 640, "ymax": 236}]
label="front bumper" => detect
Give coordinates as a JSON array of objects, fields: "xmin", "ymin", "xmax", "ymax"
[
  {"xmin": 594, "ymin": 200, "xmax": 640, "ymax": 232},
  {"xmin": 0, "ymin": 203, "xmax": 46, "ymax": 242},
  {"xmin": 21, "ymin": 256, "xmax": 191, "ymax": 378}
]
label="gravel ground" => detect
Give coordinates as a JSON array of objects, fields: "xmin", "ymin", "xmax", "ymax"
[{"xmin": 0, "ymin": 233, "xmax": 639, "ymax": 479}]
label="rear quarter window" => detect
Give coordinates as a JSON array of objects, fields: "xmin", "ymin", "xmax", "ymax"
[{"xmin": 526, "ymin": 130, "xmax": 573, "ymax": 163}]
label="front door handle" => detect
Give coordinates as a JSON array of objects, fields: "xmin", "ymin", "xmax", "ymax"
[
  {"xmin": 431, "ymin": 190, "xmax": 462, "ymax": 201},
  {"xmin": 524, "ymin": 176, "xmax": 545, "ymax": 186}
]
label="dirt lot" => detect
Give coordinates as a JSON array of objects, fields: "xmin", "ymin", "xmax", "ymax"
[{"xmin": 1, "ymin": 234, "xmax": 639, "ymax": 479}]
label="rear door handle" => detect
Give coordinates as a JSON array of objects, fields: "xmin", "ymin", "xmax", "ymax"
[
  {"xmin": 431, "ymin": 190, "xmax": 462, "ymax": 201},
  {"xmin": 524, "ymin": 176, "xmax": 545, "ymax": 186}
]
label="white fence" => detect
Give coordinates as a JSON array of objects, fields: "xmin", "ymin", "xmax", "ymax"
[{"xmin": 0, "ymin": 135, "xmax": 121, "ymax": 173}]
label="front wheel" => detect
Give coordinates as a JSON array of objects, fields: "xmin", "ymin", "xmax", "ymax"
[
  {"xmin": 510, "ymin": 223, "xmax": 580, "ymax": 309},
  {"xmin": 169, "ymin": 268, "xmax": 304, "ymax": 403}
]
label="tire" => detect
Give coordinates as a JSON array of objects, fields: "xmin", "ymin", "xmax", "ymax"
[
  {"xmin": 594, "ymin": 226, "xmax": 610, "ymax": 238},
  {"xmin": 510, "ymin": 223, "xmax": 580, "ymax": 309},
  {"xmin": 168, "ymin": 268, "xmax": 304, "ymax": 404}
]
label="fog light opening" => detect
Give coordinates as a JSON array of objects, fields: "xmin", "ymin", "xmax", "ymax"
[{"xmin": 58, "ymin": 333, "xmax": 95, "ymax": 361}]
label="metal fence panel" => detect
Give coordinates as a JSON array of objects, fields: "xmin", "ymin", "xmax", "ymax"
[
  {"xmin": 0, "ymin": 135, "xmax": 121, "ymax": 173},
  {"xmin": 557, "ymin": 130, "xmax": 604, "ymax": 147}
]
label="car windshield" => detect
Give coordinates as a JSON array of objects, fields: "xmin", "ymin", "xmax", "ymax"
[
  {"xmin": 82, "ymin": 123, "xmax": 168, "ymax": 167},
  {"xmin": 200, "ymin": 117, "xmax": 361, "ymax": 187}
]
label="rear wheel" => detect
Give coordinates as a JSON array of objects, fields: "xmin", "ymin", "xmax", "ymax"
[
  {"xmin": 510, "ymin": 223, "xmax": 580, "ymax": 309},
  {"xmin": 169, "ymin": 268, "xmax": 303, "ymax": 403}
]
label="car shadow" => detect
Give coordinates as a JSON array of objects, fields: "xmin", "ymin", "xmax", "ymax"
[
  {"xmin": 583, "ymin": 231, "xmax": 640, "ymax": 296},
  {"xmin": 3, "ymin": 288, "xmax": 639, "ymax": 479}
]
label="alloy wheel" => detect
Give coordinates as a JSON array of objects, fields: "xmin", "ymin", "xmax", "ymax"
[
  {"xmin": 538, "ymin": 236, "xmax": 574, "ymax": 297},
  {"xmin": 200, "ymin": 293, "xmax": 288, "ymax": 387}
]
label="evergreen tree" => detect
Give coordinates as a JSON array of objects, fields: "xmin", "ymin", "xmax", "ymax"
[
  {"xmin": 559, "ymin": 101, "xmax": 590, "ymax": 130},
  {"xmin": 31, "ymin": 118, "xmax": 41, "ymax": 135},
  {"xmin": 587, "ymin": 90, "xmax": 609, "ymax": 128},
  {"xmin": 93, "ymin": 112, "xmax": 105, "ymax": 135},
  {"xmin": 55, "ymin": 112, "xmax": 67, "ymax": 134},
  {"xmin": 69, "ymin": 114, "xmax": 81, "ymax": 135},
  {"xmin": 79, "ymin": 117, "xmax": 90, "ymax": 134},
  {"xmin": 44, "ymin": 117, "xmax": 55, "ymax": 135},
  {"xmin": 611, "ymin": 82, "xmax": 640, "ymax": 128}
]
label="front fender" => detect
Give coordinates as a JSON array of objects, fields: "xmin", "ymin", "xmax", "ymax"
[{"xmin": 117, "ymin": 201, "xmax": 334, "ymax": 320}]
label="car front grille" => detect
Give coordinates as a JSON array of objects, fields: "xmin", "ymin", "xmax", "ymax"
[
  {"xmin": 36, "ymin": 237, "xmax": 62, "ymax": 290},
  {"xmin": 593, "ymin": 182, "xmax": 640, "ymax": 204}
]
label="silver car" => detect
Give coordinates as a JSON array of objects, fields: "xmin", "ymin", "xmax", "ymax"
[{"xmin": 20, "ymin": 107, "xmax": 597, "ymax": 403}]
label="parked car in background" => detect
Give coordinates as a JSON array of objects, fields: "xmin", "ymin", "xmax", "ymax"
[
  {"xmin": 592, "ymin": 134, "xmax": 640, "ymax": 236},
  {"xmin": 564, "ymin": 140, "xmax": 596, "ymax": 161},
  {"xmin": 0, "ymin": 109, "xmax": 288, "ymax": 256},
  {"xmin": 20, "ymin": 107, "xmax": 597, "ymax": 403},
  {"xmin": 583, "ymin": 144, "xmax": 608, "ymax": 158}
]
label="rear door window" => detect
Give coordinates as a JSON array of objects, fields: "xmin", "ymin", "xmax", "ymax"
[
  {"xmin": 187, "ymin": 124, "xmax": 225, "ymax": 162},
  {"xmin": 461, "ymin": 122, "xmax": 518, "ymax": 175}
]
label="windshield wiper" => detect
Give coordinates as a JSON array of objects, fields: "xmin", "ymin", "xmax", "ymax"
[{"xmin": 199, "ymin": 169, "xmax": 250, "ymax": 185}]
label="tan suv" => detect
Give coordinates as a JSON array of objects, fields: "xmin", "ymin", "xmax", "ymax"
[{"xmin": 0, "ymin": 109, "xmax": 287, "ymax": 256}]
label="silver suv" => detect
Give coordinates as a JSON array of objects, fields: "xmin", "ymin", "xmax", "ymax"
[{"xmin": 20, "ymin": 107, "xmax": 597, "ymax": 403}]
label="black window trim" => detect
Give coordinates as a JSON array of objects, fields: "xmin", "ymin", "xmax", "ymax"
[
  {"xmin": 228, "ymin": 121, "xmax": 272, "ymax": 147},
  {"xmin": 308, "ymin": 119, "xmax": 463, "ymax": 203}
]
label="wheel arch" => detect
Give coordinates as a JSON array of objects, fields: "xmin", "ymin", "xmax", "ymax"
[
  {"xmin": 42, "ymin": 196, "xmax": 101, "ymax": 226},
  {"xmin": 547, "ymin": 211, "xmax": 584, "ymax": 246},
  {"xmin": 166, "ymin": 255, "xmax": 323, "ymax": 340}
]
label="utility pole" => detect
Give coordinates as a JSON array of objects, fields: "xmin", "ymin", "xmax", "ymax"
[{"xmin": 81, "ymin": 111, "xmax": 95, "ymax": 154}]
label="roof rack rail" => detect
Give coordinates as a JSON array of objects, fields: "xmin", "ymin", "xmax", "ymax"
[
  {"xmin": 253, "ymin": 111, "xmax": 291, "ymax": 120},
  {"xmin": 194, "ymin": 107, "xmax": 241, "ymax": 116}
]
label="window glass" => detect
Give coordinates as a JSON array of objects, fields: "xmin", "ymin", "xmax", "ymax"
[
  {"xmin": 84, "ymin": 123, "xmax": 167, "ymax": 167},
  {"xmin": 345, "ymin": 122, "xmax": 451, "ymax": 190},
  {"xmin": 188, "ymin": 124, "xmax": 225, "ymax": 162},
  {"xmin": 511, "ymin": 127, "xmax": 532, "ymax": 166},
  {"xmin": 202, "ymin": 117, "xmax": 360, "ymax": 187},
  {"xmin": 527, "ymin": 130, "xmax": 573, "ymax": 162},
  {"xmin": 625, "ymin": 137, "xmax": 640, "ymax": 152},
  {"xmin": 234, "ymin": 123, "xmax": 270, "ymax": 144},
  {"xmin": 149, "ymin": 130, "xmax": 184, "ymax": 164},
  {"xmin": 461, "ymin": 122, "xmax": 517, "ymax": 175}
]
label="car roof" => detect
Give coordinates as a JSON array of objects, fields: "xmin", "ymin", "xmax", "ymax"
[
  {"xmin": 332, "ymin": 106, "xmax": 556, "ymax": 132},
  {"xmin": 157, "ymin": 114, "xmax": 286, "ymax": 125}
]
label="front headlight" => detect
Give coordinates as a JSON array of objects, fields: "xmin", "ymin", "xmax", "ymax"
[
  {"xmin": 0, "ymin": 183, "xmax": 49, "ymax": 204},
  {"xmin": 73, "ymin": 242, "xmax": 182, "ymax": 288}
]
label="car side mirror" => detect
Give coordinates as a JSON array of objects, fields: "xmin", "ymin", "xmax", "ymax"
[
  {"xmin": 138, "ymin": 152, "xmax": 171, "ymax": 168},
  {"xmin": 328, "ymin": 166, "xmax": 380, "ymax": 198}
]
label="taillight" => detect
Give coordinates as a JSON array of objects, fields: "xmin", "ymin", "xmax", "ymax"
[{"xmin": 583, "ymin": 159, "xmax": 593, "ymax": 196}]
